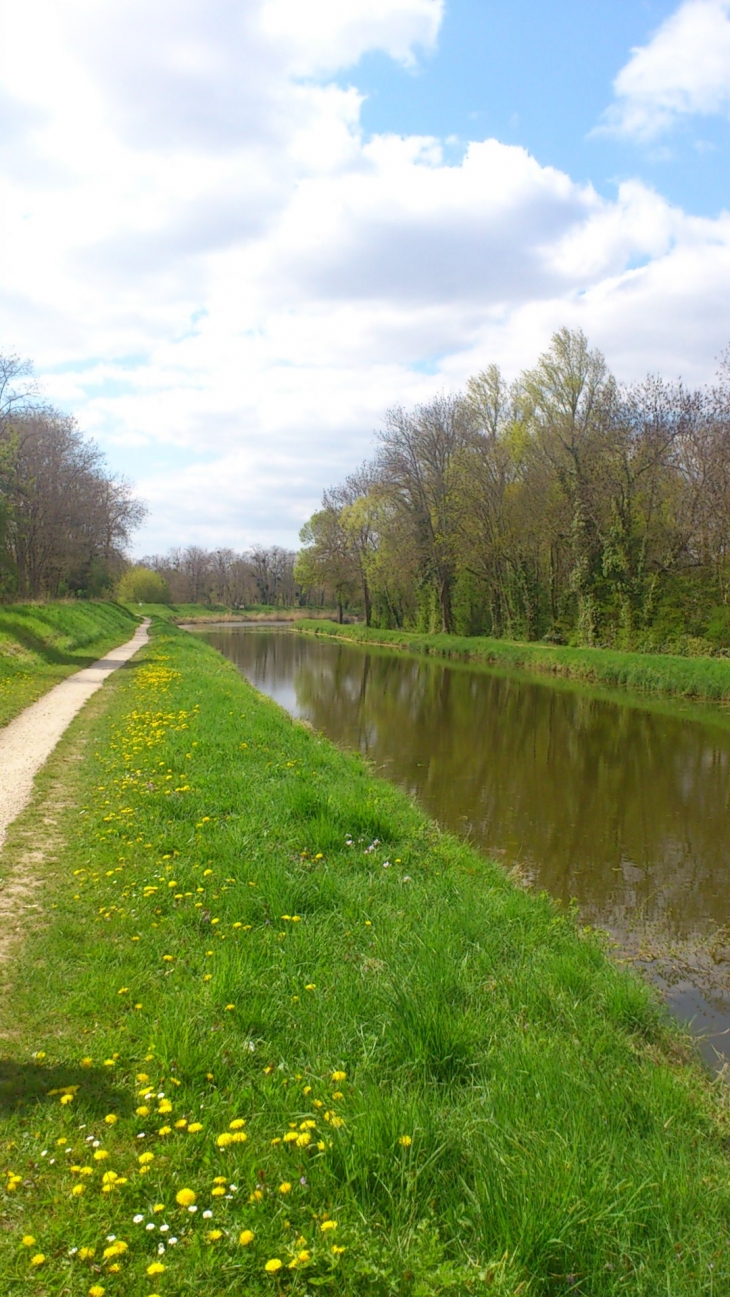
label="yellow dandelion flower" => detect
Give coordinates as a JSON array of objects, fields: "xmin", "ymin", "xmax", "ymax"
[
  {"xmin": 224, "ymin": 1004, "xmax": 235, "ymax": 1011},
  {"xmin": 207, "ymin": 1229, "xmax": 223, "ymax": 1242},
  {"xmin": 21, "ymin": 1235, "xmax": 36, "ymax": 1247},
  {"xmin": 216, "ymin": 1132, "xmax": 233, "ymax": 1147},
  {"xmin": 239, "ymin": 1230, "xmax": 255, "ymax": 1246},
  {"xmin": 175, "ymin": 1188, "xmax": 196, "ymax": 1207},
  {"xmin": 231, "ymin": 1131, "xmax": 247, "ymax": 1143},
  {"xmin": 157, "ymin": 1098, "xmax": 172, "ymax": 1114},
  {"xmin": 72, "ymin": 1182, "xmax": 86, "ymax": 1196},
  {"xmin": 264, "ymin": 1258, "xmax": 283, "ymax": 1273},
  {"xmin": 146, "ymin": 1261, "xmax": 165, "ymax": 1276},
  {"xmin": 136, "ymin": 1072, "xmax": 149, "ymax": 1082},
  {"xmin": 158, "ymin": 1125, "xmax": 172, "ymax": 1136},
  {"xmin": 332, "ymin": 1244, "xmax": 346, "ymax": 1255},
  {"xmin": 138, "ymin": 1152, "xmax": 154, "ymax": 1165},
  {"xmin": 79, "ymin": 1247, "xmax": 95, "ymax": 1260},
  {"xmin": 213, "ymin": 1175, "xmax": 227, "ymax": 1184},
  {"xmin": 229, "ymin": 1118, "xmax": 246, "ymax": 1129},
  {"xmin": 331, "ymin": 1070, "xmax": 346, "ymax": 1082},
  {"xmin": 162, "ymin": 955, "xmax": 174, "ymax": 962},
  {"xmin": 153, "ymin": 1203, "xmax": 164, "ymax": 1213},
  {"xmin": 296, "ymin": 1133, "xmax": 311, "ymax": 1147},
  {"xmin": 30, "ymin": 1254, "xmax": 45, "ymax": 1267},
  {"xmin": 174, "ymin": 1119, "xmax": 187, "ymax": 1129},
  {"xmin": 89, "ymin": 1285, "xmax": 106, "ymax": 1296},
  {"xmin": 320, "ymin": 1220, "xmax": 337, "ymax": 1232},
  {"xmin": 136, "ymin": 1105, "xmax": 150, "ymax": 1117},
  {"xmin": 279, "ymin": 1182, "xmax": 292, "ymax": 1194},
  {"xmin": 93, "ymin": 1149, "xmax": 109, "ymax": 1161},
  {"xmin": 399, "ymin": 1135, "xmax": 412, "ymax": 1147},
  {"xmin": 187, "ymin": 1121, "xmax": 203, "ymax": 1133},
  {"xmin": 211, "ymin": 1186, "xmax": 225, "ymax": 1197},
  {"xmin": 104, "ymin": 1114, "xmax": 118, "ymax": 1125},
  {"xmin": 60, "ymin": 1093, "xmax": 74, "ymax": 1105}
]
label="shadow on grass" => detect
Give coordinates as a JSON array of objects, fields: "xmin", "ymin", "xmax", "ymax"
[{"xmin": 0, "ymin": 1061, "xmax": 133, "ymax": 1118}]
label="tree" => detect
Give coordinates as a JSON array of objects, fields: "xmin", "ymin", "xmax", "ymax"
[{"xmin": 117, "ymin": 566, "xmax": 171, "ymax": 604}]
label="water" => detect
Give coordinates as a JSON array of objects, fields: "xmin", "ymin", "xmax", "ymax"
[{"xmin": 200, "ymin": 626, "xmax": 730, "ymax": 1065}]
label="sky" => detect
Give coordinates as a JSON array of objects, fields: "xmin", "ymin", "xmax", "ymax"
[{"xmin": 2, "ymin": 0, "xmax": 730, "ymax": 555}]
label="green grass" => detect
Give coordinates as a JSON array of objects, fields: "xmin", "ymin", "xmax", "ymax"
[
  {"xmin": 1, "ymin": 621, "xmax": 730, "ymax": 1295},
  {"xmin": 0, "ymin": 602, "xmax": 139, "ymax": 728},
  {"xmin": 297, "ymin": 620, "xmax": 730, "ymax": 703},
  {"xmin": 125, "ymin": 604, "xmax": 340, "ymax": 624}
]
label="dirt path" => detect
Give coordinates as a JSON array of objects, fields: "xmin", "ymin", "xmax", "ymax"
[{"xmin": 0, "ymin": 619, "xmax": 149, "ymax": 851}]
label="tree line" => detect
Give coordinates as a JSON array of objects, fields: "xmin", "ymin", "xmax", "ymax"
[
  {"xmin": 137, "ymin": 544, "xmax": 314, "ymax": 608},
  {"xmin": 0, "ymin": 354, "xmax": 145, "ymax": 599},
  {"xmin": 296, "ymin": 329, "xmax": 730, "ymax": 651}
]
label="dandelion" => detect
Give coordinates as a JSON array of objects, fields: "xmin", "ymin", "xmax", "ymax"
[
  {"xmin": 147, "ymin": 1261, "xmax": 165, "ymax": 1275},
  {"xmin": 158, "ymin": 1125, "xmax": 172, "ymax": 1135},
  {"xmin": 216, "ymin": 1132, "xmax": 233, "ymax": 1147},
  {"xmin": 332, "ymin": 1244, "xmax": 346, "ymax": 1255},
  {"xmin": 138, "ymin": 1152, "xmax": 154, "ymax": 1164},
  {"xmin": 60, "ymin": 1093, "xmax": 74, "ymax": 1105},
  {"xmin": 187, "ymin": 1121, "xmax": 203, "ymax": 1133},
  {"xmin": 238, "ymin": 1230, "xmax": 255, "ymax": 1246},
  {"xmin": 279, "ymin": 1182, "xmax": 292, "ymax": 1194},
  {"xmin": 398, "ymin": 1135, "xmax": 412, "ymax": 1147},
  {"xmin": 264, "ymin": 1259, "xmax": 283, "ymax": 1273},
  {"xmin": 89, "ymin": 1286, "xmax": 106, "ymax": 1296},
  {"xmin": 93, "ymin": 1149, "xmax": 109, "ymax": 1161},
  {"xmin": 104, "ymin": 1114, "xmax": 118, "ymax": 1125},
  {"xmin": 207, "ymin": 1229, "xmax": 223, "ymax": 1242},
  {"xmin": 320, "ymin": 1220, "xmax": 337, "ymax": 1233},
  {"xmin": 224, "ymin": 1004, "xmax": 235, "ymax": 1011},
  {"xmin": 176, "ymin": 1188, "xmax": 196, "ymax": 1207},
  {"xmin": 211, "ymin": 1186, "xmax": 225, "ymax": 1197},
  {"xmin": 79, "ymin": 1247, "xmax": 95, "ymax": 1260},
  {"xmin": 229, "ymin": 1118, "xmax": 246, "ymax": 1129},
  {"xmin": 331, "ymin": 1070, "xmax": 347, "ymax": 1082},
  {"xmin": 30, "ymin": 1254, "xmax": 46, "ymax": 1266}
]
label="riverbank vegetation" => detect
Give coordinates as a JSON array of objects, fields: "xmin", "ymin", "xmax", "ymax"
[
  {"xmin": 0, "ymin": 355, "xmax": 146, "ymax": 600},
  {"xmin": 2, "ymin": 621, "xmax": 730, "ymax": 1295},
  {"xmin": 297, "ymin": 619, "xmax": 730, "ymax": 702},
  {"xmin": 297, "ymin": 329, "xmax": 730, "ymax": 653},
  {"xmin": 0, "ymin": 601, "xmax": 138, "ymax": 727}
]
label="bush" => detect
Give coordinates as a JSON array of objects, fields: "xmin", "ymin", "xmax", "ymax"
[{"xmin": 116, "ymin": 566, "xmax": 171, "ymax": 604}]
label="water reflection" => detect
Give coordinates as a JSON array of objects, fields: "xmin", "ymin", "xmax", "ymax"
[{"xmin": 201, "ymin": 627, "xmax": 730, "ymax": 1062}]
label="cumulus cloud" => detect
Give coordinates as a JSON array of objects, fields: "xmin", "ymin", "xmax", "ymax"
[
  {"xmin": 600, "ymin": 0, "xmax": 730, "ymax": 140},
  {"xmin": 2, "ymin": 0, "xmax": 730, "ymax": 553}
]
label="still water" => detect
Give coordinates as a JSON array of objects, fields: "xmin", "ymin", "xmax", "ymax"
[{"xmin": 200, "ymin": 626, "xmax": 730, "ymax": 1064}]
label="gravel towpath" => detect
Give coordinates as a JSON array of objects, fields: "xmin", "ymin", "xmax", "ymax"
[{"xmin": 0, "ymin": 619, "xmax": 149, "ymax": 851}]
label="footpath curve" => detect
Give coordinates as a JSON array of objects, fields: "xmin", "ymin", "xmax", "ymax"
[{"xmin": 0, "ymin": 618, "xmax": 149, "ymax": 851}]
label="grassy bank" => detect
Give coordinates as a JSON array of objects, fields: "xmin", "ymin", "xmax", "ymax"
[
  {"xmin": 127, "ymin": 604, "xmax": 341, "ymax": 625},
  {"xmin": 297, "ymin": 620, "xmax": 730, "ymax": 703},
  {"xmin": 1, "ymin": 622, "xmax": 729, "ymax": 1295},
  {"xmin": 0, "ymin": 602, "xmax": 139, "ymax": 728}
]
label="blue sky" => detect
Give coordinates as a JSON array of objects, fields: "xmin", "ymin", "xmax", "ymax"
[
  {"xmin": 2, "ymin": 0, "xmax": 730, "ymax": 554},
  {"xmin": 350, "ymin": 0, "xmax": 729, "ymax": 213}
]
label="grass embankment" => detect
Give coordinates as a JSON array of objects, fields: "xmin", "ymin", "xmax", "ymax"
[
  {"xmin": 297, "ymin": 620, "xmax": 730, "ymax": 703},
  {"xmin": 1, "ymin": 624, "xmax": 730, "ymax": 1294},
  {"xmin": 128, "ymin": 605, "xmax": 340, "ymax": 625},
  {"xmin": 0, "ymin": 602, "xmax": 139, "ymax": 728}
]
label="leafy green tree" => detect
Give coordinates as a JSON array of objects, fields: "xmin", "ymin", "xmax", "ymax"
[{"xmin": 117, "ymin": 566, "xmax": 171, "ymax": 604}]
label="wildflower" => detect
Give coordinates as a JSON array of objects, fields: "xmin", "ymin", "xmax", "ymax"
[
  {"xmin": 89, "ymin": 1286, "xmax": 106, "ymax": 1296},
  {"xmin": 133, "ymin": 1214, "xmax": 144, "ymax": 1224},
  {"xmin": 174, "ymin": 1119, "xmax": 187, "ymax": 1129},
  {"xmin": 104, "ymin": 1114, "xmax": 118, "ymax": 1125},
  {"xmin": 229, "ymin": 1118, "xmax": 246, "ymax": 1129},
  {"xmin": 239, "ymin": 1230, "xmax": 255, "ymax": 1246},
  {"xmin": 296, "ymin": 1133, "xmax": 311, "ymax": 1147},
  {"xmin": 79, "ymin": 1247, "xmax": 95, "ymax": 1259},
  {"xmin": 264, "ymin": 1259, "xmax": 283, "ymax": 1273},
  {"xmin": 305, "ymin": 984, "xmax": 316, "ymax": 991},
  {"xmin": 158, "ymin": 1125, "xmax": 172, "ymax": 1135},
  {"xmin": 103, "ymin": 1241, "xmax": 128, "ymax": 1259},
  {"xmin": 138, "ymin": 1152, "xmax": 154, "ymax": 1164},
  {"xmin": 60, "ymin": 1093, "xmax": 74, "ymax": 1105},
  {"xmin": 93, "ymin": 1149, "xmax": 109, "ymax": 1161},
  {"xmin": 331, "ymin": 1070, "xmax": 346, "ymax": 1082},
  {"xmin": 297, "ymin": 1249, "xmax": 311, "ymax": 1262},
  {"xmin": 162, "ymin": 955, "xmax": 174, "ymax": 962},
  {"xmin": 176, "ymin": 1188, "xmax": 196, "ymax": 1207},
  {"xmin": 147, "ymin": 1261, "xmax": 165, "ymax": 1276},
  {"xmin": 30, "ymin": 1253, "xmax": 46, "ymax": 1267},
  {"xmin": 211, "ymin": 1186, "xmax": 225, "ymax": 1197},
  {"xmin": 187, "ymin": 1121, "xmax": 203, "ymax": 1133},
  {"xmin": 398, "ymin": 1135, "xmax": 412, "ymax": 1147},
  {"xmin": 279, "ymin": 1182, "xmax": 292, "ymax": 1194},
  {"xmin": 216, "ymin": 1132, "xmax": 233, "ymax": 1147},
  {"xmin": 224, "ymin": 1004, "xmax": 235, "ymax": 1011},
  {"xmin": 207, "ymin": 1229, "xmax": 223, "ymax": 1242},
  {"xmin": 320, "ymin": 1220, "xmax": 337, "ymax": 1232},
  {"xmin": 153, "ymin": 1204, "xmax": 164, "ymax": 1213},
  {"xmin": 332, "ymin": 1244, "xmax": 346, "ymax": 1255}
]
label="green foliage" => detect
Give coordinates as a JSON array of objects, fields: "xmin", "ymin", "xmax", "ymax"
[
  {"xmin": 116, "ymin": 566, "xmax": 171, "ymax": 604},
  {"xmin": 0, "ymin": 600, "xmax": 138, "ymax": 727},
  {"xmin": 0, "ymin": 623, "xmax": 729, "ymax": 1294}
]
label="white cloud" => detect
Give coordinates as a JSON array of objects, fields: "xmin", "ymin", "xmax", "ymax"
[
  {"xmin": 600, "ymin": 0, "xmax": 730, "ymax": 140},
  {"xmin": 1, "ymin": 0, "xmax": 730, "ymax": 555}
]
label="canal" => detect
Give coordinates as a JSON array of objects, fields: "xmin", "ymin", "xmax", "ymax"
[{"xmin": 198, "ymin": 625, "xmax": 730, "ymax": 1066}]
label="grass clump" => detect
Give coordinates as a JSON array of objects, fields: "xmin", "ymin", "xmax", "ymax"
[
  {"xmin": 124, "ymin": 604, "xmax": 340, "ymax": 624},
  {"xmin": 1, "ymin": 622, "xmax": 730, "ymax": 1295},
  {"xmin": 297, "ymin": 619, "xmax": 730, "ymax": 703},
  {"xmin": 0, "ymin": 601, "xmax": 139, "ymax": 727}
]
